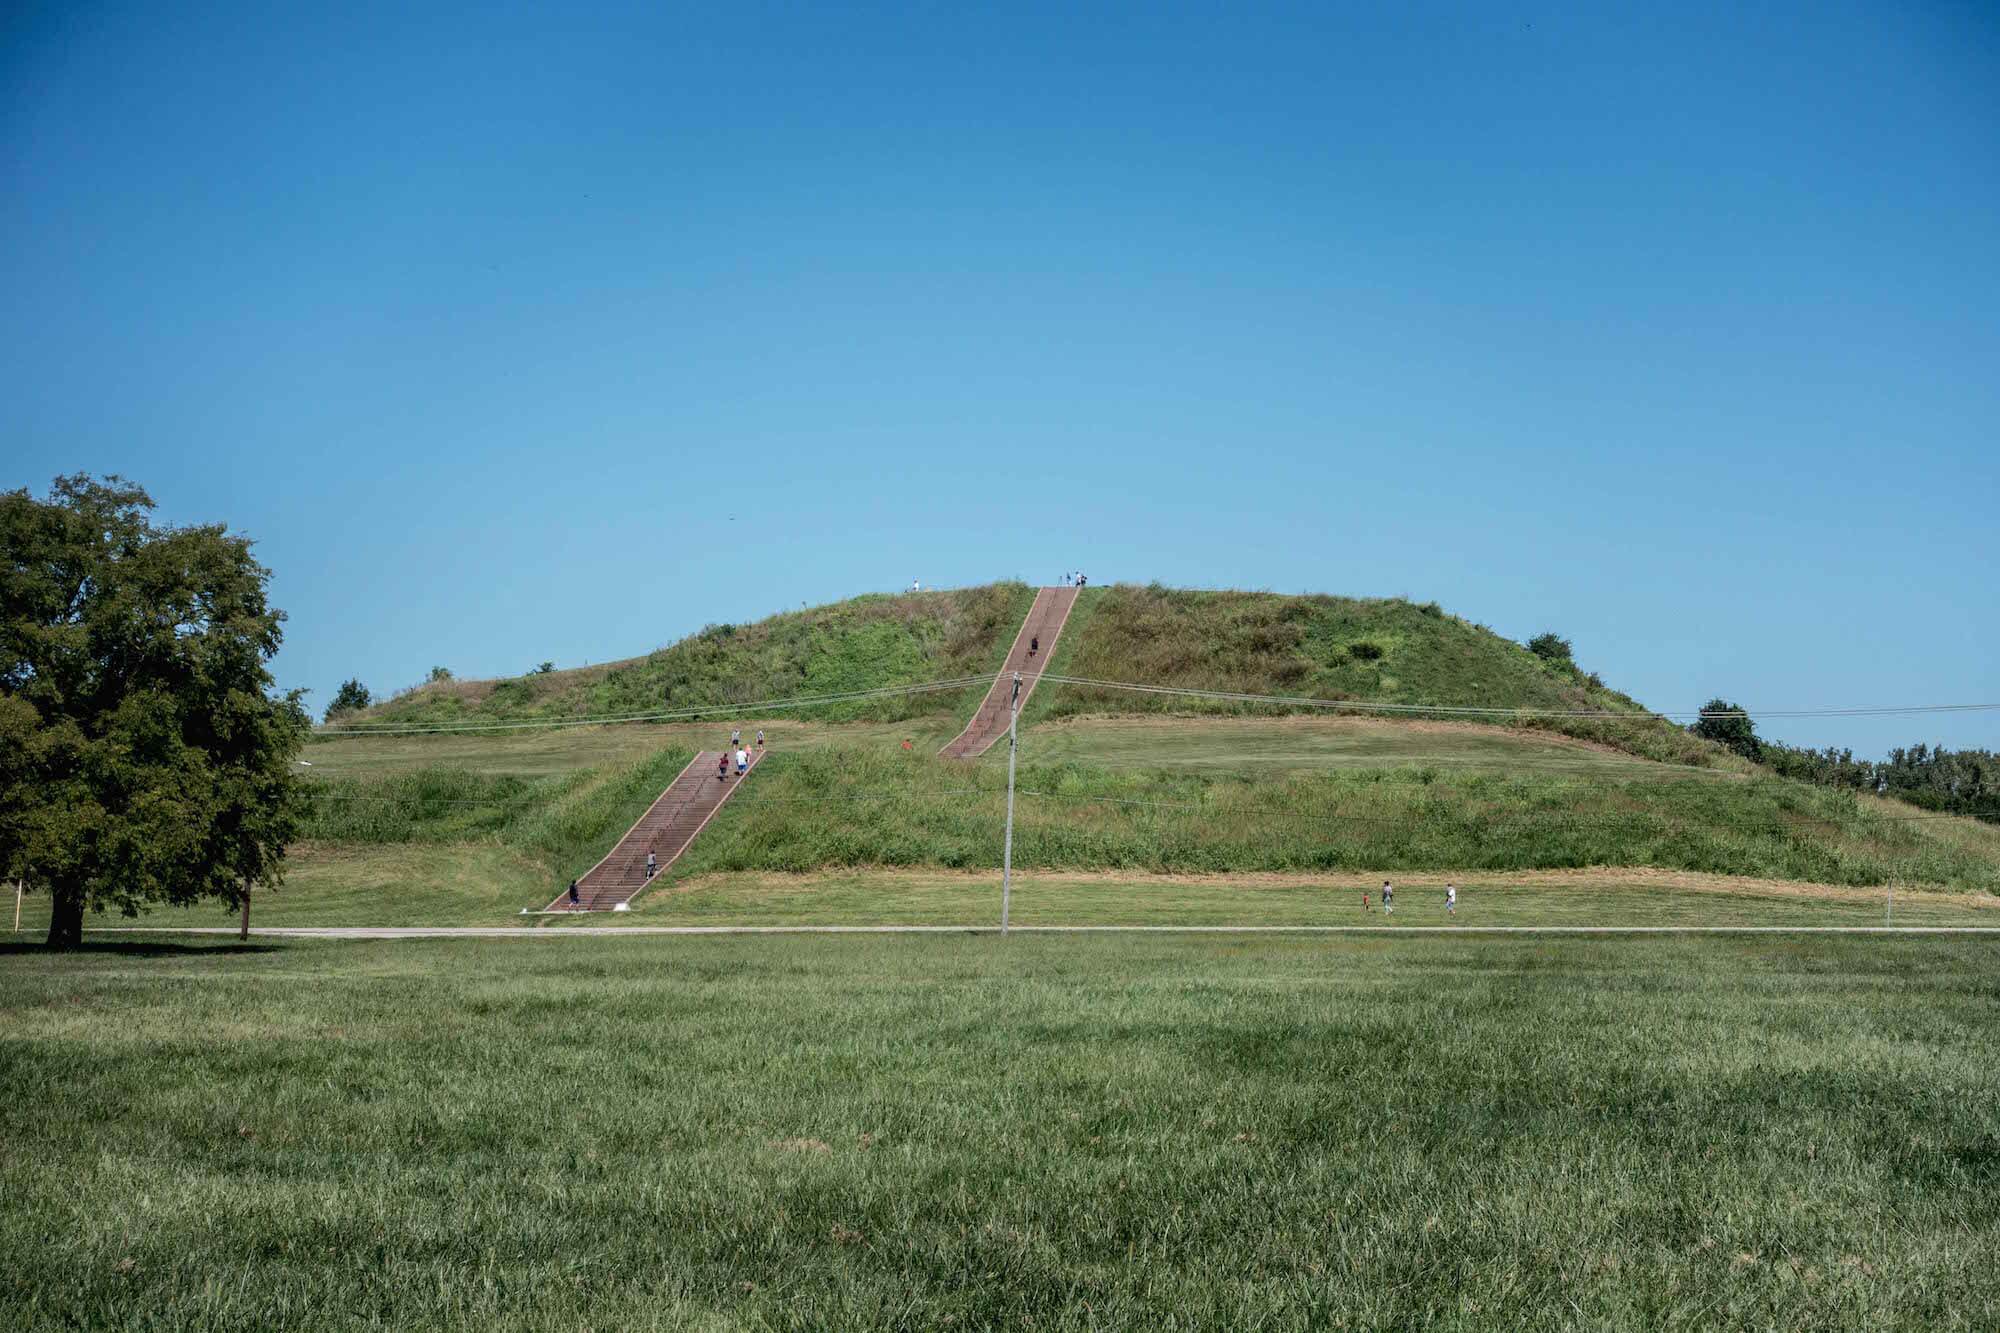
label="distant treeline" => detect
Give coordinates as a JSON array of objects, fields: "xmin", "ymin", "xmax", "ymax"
[{"xmin": 1762, "ymin": 741, "xmax": 1999, "ymax": 825}]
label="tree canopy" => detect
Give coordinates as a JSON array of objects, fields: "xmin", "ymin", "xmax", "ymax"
[
  {"xmin": 1690, "ymin": 698, "xmax": 1762, "ymax": 761},
  {"xmin": 325, "ymin": 678, "xmax": 371, "ymax": 721},
  {"xmin": 1527, "ymin": 632, "xmax": 1573, "ymax": 663},
  {"xmin": 0, "ymin": 475, "xmax": 308, "ymax": 946}
]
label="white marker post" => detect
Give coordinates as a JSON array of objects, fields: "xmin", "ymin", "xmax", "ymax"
[{"xmin": 1001, "ymin": 673, "xmax": 1021, "ymax": 937}]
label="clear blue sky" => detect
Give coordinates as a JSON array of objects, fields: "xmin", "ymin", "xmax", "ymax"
[{"xmin": 6, "ymin": 1, "xmax": 1996, "ymax": 754}]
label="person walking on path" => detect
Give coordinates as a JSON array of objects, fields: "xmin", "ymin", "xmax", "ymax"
[
  {"xmin": 1445, "ymin": 883, "xmax": 1457, "ymax": 916},
  {"xmin": 646, "ymin": 849, "xmax": 658, "ymax": 881},
  {"xmin": 717, "ymin": 752, "xmax": 730, "ymax": 782},
  {"xmin": 1029, "ymin": 635, "xmax": 1039, "ymax": 658},
  {"xmin": 756, "ymin": 728, "xmax": 765, "ymax": 748},
  {"xmin": 1361, "ymin": 887, "xmax": 1371, "ymax": 912},
  {"xmin": 1381, "ymin": 880, "xmax": 1393, "ymax": 914},
  {"xmin": 735, "ymin": 746, "xmax": 749, "ymax": 776},
  {"xmin": 731, "ymin": 727, "xmax": 741, "ymax": 747},
  {"xmin": 567, "ymin": 879, "xmax": 581, "ymax": 910}
]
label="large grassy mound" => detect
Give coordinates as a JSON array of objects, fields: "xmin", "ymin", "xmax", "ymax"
[{"xmin": 337, "ymin": 581, "xmax": 1725, "ymax": 769}]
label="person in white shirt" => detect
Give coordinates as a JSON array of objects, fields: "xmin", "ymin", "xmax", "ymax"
[
  {"xmin": 735, "ymin": 746, "xmax": 749, "ymax": 775},
  {"xmin": 1445, "ymin": 883, "xmax": 1457, "ymax": 915}
]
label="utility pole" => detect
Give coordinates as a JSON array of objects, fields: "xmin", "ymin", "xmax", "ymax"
[
  {"xmin": 11, "ymin": 880, "xmax": 20, "ymax": 934},
  {"xmin": 1001, "ymin": 673, "xmax": 1021, "ymax": 937}
]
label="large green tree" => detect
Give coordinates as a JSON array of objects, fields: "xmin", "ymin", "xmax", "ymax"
[{"xmin": 0, "ymin": 475, "xmax": 308, "ymax": 947}]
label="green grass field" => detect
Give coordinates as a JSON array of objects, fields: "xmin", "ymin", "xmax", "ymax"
[
  {"xmin": 16, "ymin": 864, "xmax": 1998, "ymax": 934},
  {"xmin": 4, "ymin": 933, "xmax": 1996, "ymax": 1330},
  {"xmin": 593, "ymin": 869, "xmax": 2000, "ymax": 929}
]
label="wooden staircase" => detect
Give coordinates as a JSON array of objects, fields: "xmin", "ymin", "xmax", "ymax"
[
  {"xmin": 940, "ymin": 586, "xmax": 1079, "ymax": 759},
  {"xmin": 545, "ymin": 748, "xmax": 763, "ymax": 911}
]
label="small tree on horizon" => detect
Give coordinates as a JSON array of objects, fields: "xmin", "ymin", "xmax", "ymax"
[
  {"xmin": 1527, "ymin": 632, "xmax": 1573, "ymax": 663},
  {"xmin": 428, "ymin": 665, "xmax": 453, "ymax": 683},
  {"xmin": 0, "ymin": 475, "xmax": 309, "ymax": 947},
  {"xmin": 324, "ymin": 678, "xmax": 371, "ymax": 721},
  {"xmin": 1691, "ymin": 698, "xmax": 1762, "ymax": 760}
]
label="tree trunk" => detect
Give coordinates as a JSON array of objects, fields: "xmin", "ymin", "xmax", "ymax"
[
  {"xmin": 47, "ymin": 889, "xmax": 83, "ymax": 949},
  {"xmin": 239, "ymin": 881, "xmax": 251, "ymax": 942}
]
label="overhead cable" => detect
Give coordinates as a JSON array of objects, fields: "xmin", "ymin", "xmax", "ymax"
[{"xmin": 1037, "ymin": 674, "xmax": 1998, "ymax": 722}]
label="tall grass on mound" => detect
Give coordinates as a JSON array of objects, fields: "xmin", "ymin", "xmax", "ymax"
[
  {"xmin": 303, "ymin": 747, "xmax": 697, "ymax": 882},
  {"xmin": 1029, "ymin": 584, "xmax": 1723, "ymax": 768},
  {"xmin": 679, "ymin": 749, "xmax": 2000, "ymax": 891},
  {"xmin": 352, "ymin": 583, "xmax": 1033, "ymax": 729}
]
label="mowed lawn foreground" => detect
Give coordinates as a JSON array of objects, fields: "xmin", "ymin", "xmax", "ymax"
[{"xmin": 3, "ymin": 936, "xmax": 1997, "ymax": 1330}]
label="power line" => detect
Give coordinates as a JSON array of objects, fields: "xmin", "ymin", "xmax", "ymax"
[
  {"xmin": 318, "ymin": 668, "xmax": 2000, "ymax": 738},
  {"xmin": 1037, "ymin": 674, "xmax": 1999, "ymax": 722},
  {"xmin": 1005, "ymin": 786, "xmax": 1982, "ymax": 824}
]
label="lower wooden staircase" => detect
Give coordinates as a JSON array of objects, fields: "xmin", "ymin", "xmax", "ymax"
[{"xmin": 544, "ymin": 748, "xmax": 763, "ymax": 911}]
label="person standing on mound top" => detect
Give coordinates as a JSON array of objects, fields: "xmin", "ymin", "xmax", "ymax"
[
  {"xmin": 756, "ymin": 728, "xmax": 765, "ymax": 749},
  {"xmin": 1381, "ymin": 880, "xmax": 1393, "ymax": 913},
  {"xmin": 731, "ymin": 726, "xmax": 741, "ymax": 747},
  {"xmin": 1445, "ymin": 883, "xmax": 1457, "ymax": 916}
]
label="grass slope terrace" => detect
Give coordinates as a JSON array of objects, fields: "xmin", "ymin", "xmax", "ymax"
[
  {"xmin": 345, "ymin": 583, "xmax": 1033, "ymax": 729},
  {"xmin": 332, "ymin": 582, "xmax": 1730, "ymax": 770},
  {"xmin": 672, "ymin": 749, "xmax": 2000, "ymax": 893},
  {"xmin": 1033, "ymin": 584, "xmax": 1728, "ymax": 767}
]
